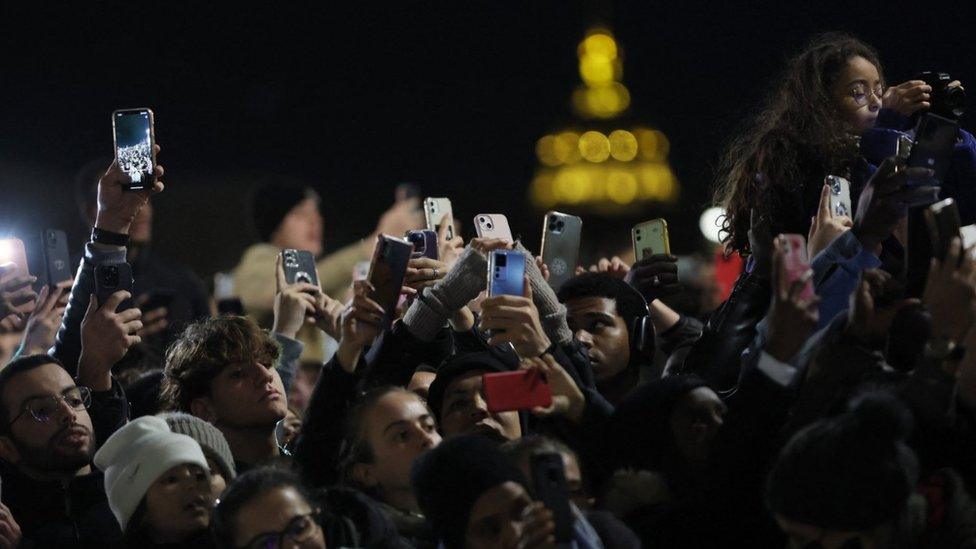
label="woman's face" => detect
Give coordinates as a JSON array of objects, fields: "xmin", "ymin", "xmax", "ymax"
[
  {"xmin": 831, "ymin": 55, "xmax": 883, "ymax": 133},
  {"xmin": 232, "ymin": 486, "xmax": 326, "ymax": 549},
  {"xmin": 144, "ymin": 463, "xmax": 212, "ymax": 543}
]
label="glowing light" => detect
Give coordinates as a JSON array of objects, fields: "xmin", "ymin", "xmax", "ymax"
[
  {"xmin": 608, "ymin": 130, "xmax": 638, "ymax": 161},
  {"xmin": 554, "ymin": 168, "xmax": 591, "ymax": 203},
  {"xmin": 579, "ymin": 32, "xmax": 618, "ymax": 60},
  {"xmin": 554, "ymin": 132, "xmax": 581, "ymax": 164},
  {"xmin": 606, "ymin": 171, "xmax": 638, "ymax": 204},
  {"xmin": 536, "ymin": 135, "xmax": 560, "ymax": 166},
  {"xmin": 637, "ymin": 128, "xmax": 669, "ymax": 161},
  {"xmin": 700, "ymin": 207, "xmax": 726, "ymax": 244},
  {"xmin": 578, "ymin": 131, "xmax": 610, "ymax": 162}
]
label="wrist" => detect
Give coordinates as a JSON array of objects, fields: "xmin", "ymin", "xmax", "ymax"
[
  {"xmin": 271, "ymin": 320, "xmax": 300, "ymax": 340},
  {"xmin": 94, "ymin": 214, "xmax": 132, "ymax": 236},
  {"xmin": 77, "ymin": 353, "xmax": 112, "ymax": 391},
  {"xmin": 336, "ymin": 340, "xmax": 363, "ymax": 373}
]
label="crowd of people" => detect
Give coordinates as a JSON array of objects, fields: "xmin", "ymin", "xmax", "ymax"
[
  {"xmin": 1, "ymin": 32, "xmax": 976, "ymax": 548},
  {"xmin": 116, "ymin": 141, "xmax": 153, "ymax": 185}
]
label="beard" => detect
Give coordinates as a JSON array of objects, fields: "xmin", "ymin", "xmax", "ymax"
[{"xmin": 12, "ymin": 423, "xmax": 94, "ymax": 474}]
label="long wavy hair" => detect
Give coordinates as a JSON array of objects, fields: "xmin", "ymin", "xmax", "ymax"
[{"xmin": 712, "ymin": 33, "xmax": 883, "ymax": 255}]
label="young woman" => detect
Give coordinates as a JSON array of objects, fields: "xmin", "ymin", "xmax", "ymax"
[{"xmin": 94, "ymin": 416, "xmax": 215, "ymax": 548}]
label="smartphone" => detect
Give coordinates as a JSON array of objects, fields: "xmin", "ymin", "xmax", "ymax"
[
  {"xmin": 352, "ymin": 260, "xmax": 371, "ymax": 282},
  {"xmin": 95, "ymin": 263, "xmax": 135, "ymax": 312},
  {"xmin": 780, "ymin": 234, "xmax": 814, "ymax": 303},
  {"xmin": 925, "ymin": 198, "xmax": 962, "ymax": 262},
  {"xmin": 541, "ymin": 212, "xmax": 582, "ymax": 291},
  {"xmin": 406, "ymin": 230, "xmax": 439, "ymax": 260},
  {"xmin": 281, "ymin": 249, "xmax": 319, "ymax": 286},
  {"xmin": 632, "ymin": 219, "xmax": 670, "ymax": 260},
  {"xmin": 488, "ymin": 250, "xmax": 526, "ymax": 297},
  {"xmin": 474, "ymin": 214, "xmax": 514, "ymax": 241},
  {"xmin": 482, "ymin": 370, "xmax": 552, "ymax": 413},
  {"xmin": 424, "ymin": 197, "xmax": 456, "ymax": 241},
  {"xmin": 112, "ymin": 108, "xmax": 156, "ymax": 191},
  {"xmin": 367, "ymin": 235, "xmax": 413, "ymax": 326},
  {"xmin": 41, "ymin": 229, "xmax": 72, "ymax": 286},
  {"xmin": 825, "ymin": 175, "xmax": 852, "ymax": 218},
  {"xmin": 961, "ymin": 224, "xmax": 976, "ymax": 250},
  {"xmin": 908, "ymin": 113, "xmax": 959, "ymax": 185},
  {"xmin": 530, "ymin": 452, "xmax": 575, "ymax": 543}
]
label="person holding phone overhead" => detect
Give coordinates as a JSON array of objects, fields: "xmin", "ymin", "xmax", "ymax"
[{"xmin": 232, "ymin": 181, "xmax": 423, "ymax": 364}]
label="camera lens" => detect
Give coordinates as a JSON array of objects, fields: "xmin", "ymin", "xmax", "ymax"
[
  {"xmin": 496, "ymin": 254, "xmax": 507, "ymax": 267},
  {"xmin": 636, "ymin": 235, "xmax": 642, "ymax": 241},
  {"xmin": 486, "ymin": 222, "xmax": 493, "ymax": 229}
]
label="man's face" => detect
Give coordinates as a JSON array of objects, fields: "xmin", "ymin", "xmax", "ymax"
[
  {"xmin": 357, "ymin": 391, "xmax": 441, "ymax": 494},
  {"xmin": 439, "ymin": 372, "xmax": 521, "ymax": 442},
  {"xmin": 466, "ymin": 481, "xmax": 536, "ymax": 549},
  {"xmin": 670, "ymin": 387, "xmax": 727, "ymax": 465},
  {"xmin": 199, "ymin": 358, "xmax": 288, "ymax": 429},
  {"xmin": 565, "ymin": 296, "xmax": 631, "ymax": 382},
  {"xmin": 272, "ymin": 197, "xmax": 323, "ymax": 257},
  {"xmin": 0, "ymin": 363, "xmax": 95, "ymax": 474}
]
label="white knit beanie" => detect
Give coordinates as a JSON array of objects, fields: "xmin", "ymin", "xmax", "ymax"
[{"xmin": 94, "ymin": 415, "xmax": 209, "ymax": 531}]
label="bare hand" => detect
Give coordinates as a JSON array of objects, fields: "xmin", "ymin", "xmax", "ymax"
[
  {"xmin": 500, "ymin": 501, "xmax": 555, "ymax": 549},
  {"xmin": 134, "ymin": 294, "xmax": 170, "ymax": 338},
  {"xmin": 375, "ymin": 198, "xmax": 424, "ymax": 238},
  {"xmin": 469, "ymin": 237, "xmax": 513, "ymax": 257},
  {"xmin": 587, "ymin": 256, "xmax": 631, "ymax": 279},
  {"xmin": 312, "ymin": 291, "xmax": 344, "ymax": 340},
  {"xmin": 479, "ymin": 280, "xmax": 551, "ymax": 357},
  {"xmin": 403, "ymin": 257, "xmax": 448, "ymax": 294},
  {"xmin": 272, "ymin": 254, "xmax": 318, "ymax": 340},
  {"xmin": 923, "ymin": 237, "xmax": 976, "ymax": 342},
  {"xmin": 808, "ymin": 183, "xmax": 853, "ymax": 259},
  {"xmin": 0, "ymin": 263, "xmax": 37, "ymax": 322},
  {"xmin": 94, "ymin": 145, "xmax": 165, "ymax": 234},
  {"xmin": 19, "ymin": 281, "xmax": 71, "ymax": 354},
  {"xmin": 335, "ymin": 281, "xmax": 385, "ymax": 371},
  {"xmin": 0, "ymin": 502, "xmax": 23, "ymax": 549},
  {"xmin": 883, "ymin": 80, "xmax": 932, "ymax": 118},
  {"xmin": 79, "ymin": 291, "xmax": 143, "ymax": 390},
  {"xmin": 438, "ymin": 216, "xmax": 465, "ymax": 270},
  {"xmin": 853, "ymin": 157, "xmax": 937, "ymax": 252},
  {"xmin": 520, "ymin": 354, "xmax": 584, "ymax": 422},
  {"xmin": 764, "ymin": 236, "xmax": 819, "ymax": 362}
]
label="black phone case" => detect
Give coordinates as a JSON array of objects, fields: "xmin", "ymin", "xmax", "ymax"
[
  {"xmin": 909, "ymin": 113, "xmax": 959, "ymax": 184},
  {"xmin": 925, "ymin": 199, "xmax": 962, "ymax": 262},
  {"xmin": 41, "ymin": 229, "xmax": 72, "ymax": 286},
  {"xmin": 94, "ymin": 263, "xmax": 135, "ymax": 312},
  {"xmin": 281, "ymin": 249, "xmax": 319, "ymax": 286},
  {"xmin": 367, "ymin": 236, "xmax": 413, "ymax": 326},
  {"xmin": 530, "ymin": 453, "xmax": 574, "ymax": 543}
]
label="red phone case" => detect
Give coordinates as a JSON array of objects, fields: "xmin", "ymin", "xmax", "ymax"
[{"xmin": 483, "ymin": 370, "xmax": 553, "ymax": 413}]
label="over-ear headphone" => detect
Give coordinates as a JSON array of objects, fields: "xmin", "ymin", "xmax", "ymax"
[{"xmin": 623, "ymin": 284, "xmax": 656, "ymax": 364}]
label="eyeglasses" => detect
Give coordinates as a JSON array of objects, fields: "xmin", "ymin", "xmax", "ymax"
[
  {"xmin": 242, "ymin": 511, "xmax": 321, "ymax": 549},
  {"xmin": 9, "ymin": 386, "xmax": 92, "ymax": 426},
  {"xmin": 849, "ymin": 82, "xmax": 885, "ymax": 107}
]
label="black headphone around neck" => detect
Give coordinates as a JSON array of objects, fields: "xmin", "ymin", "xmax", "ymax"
[{"xmin": 623, "ymin": 284, "xmax": 656, "ymax": 364}]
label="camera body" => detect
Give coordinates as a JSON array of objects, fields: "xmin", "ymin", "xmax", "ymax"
[{"xmin": 915, "ymin": 71, "xmax": 966, "ymax": 120}]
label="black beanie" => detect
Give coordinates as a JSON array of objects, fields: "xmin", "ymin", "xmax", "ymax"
[
  {"xmin": 766, "ymin": 391, "xmax": 919, "ymax": 530},
  {"xmin": 427, "ymin": 350, "xmax": 518, "ymax": 423},
  {"xmin": 251, "ymin": 183, "xmax": 318, "ymax": 242},
  {"xmin": 412, "ymin": 434, "xmax": 528, "ymax": 549},
  {"xmin": 606, "ymin": 374, "xmax": 708, "ymax": 471}
]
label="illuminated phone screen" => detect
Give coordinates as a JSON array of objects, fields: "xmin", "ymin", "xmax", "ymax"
[{"xmin": 114, "ymin": 110, "xmax": 154, "ymax": 189}]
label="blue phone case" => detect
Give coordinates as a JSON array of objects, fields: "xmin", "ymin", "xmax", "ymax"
[{"xmin": 488, "ymin": 250, "xmax": 526, "ymax": 297}]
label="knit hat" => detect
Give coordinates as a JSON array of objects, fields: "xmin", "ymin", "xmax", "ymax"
[
  {"xmin": 427, "ymin": 350, "xmax": 518, "ymax": 423},
  {"xmin": 766, "ymin": 391, "xmax": 919, "ymax": 530},
  {"xmin": 94, "ymin": 415, "xmax": 209, "ymax": 530},
  {"xmin": 412, "ymin": 435, "xmax": 527, "ymax": 549},
  {"xmin": 160, "ymin": 412, "xmax": 237, "ymax": 480},
  {"xmin": 251, "ymin": 183, "xmax": 319, "ymax": 242}
]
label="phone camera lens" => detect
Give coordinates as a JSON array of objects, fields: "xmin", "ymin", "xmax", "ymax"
[
  {"xmin": 486, "ymin": 222, "xmax": 493, "ymax": 229},
  {"xmin": 636, "ymin": 235, "xmax": 642, "ymax": 241},
  {"xmin": 496, "ymin": 254, "xmax": 507, "ymax": 267}
]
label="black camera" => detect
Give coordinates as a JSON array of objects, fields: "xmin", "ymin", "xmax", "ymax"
[{"xmin": 916, "ymin": 71, "xmax": 966, "ymax": 120}]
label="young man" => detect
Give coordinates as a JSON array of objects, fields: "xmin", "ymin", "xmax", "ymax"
[
  {"xmin": 0, "ymin": 354, "xmax": 130, "ymax": 546},
  {"xmin": 161, "ymin": 315, "xmax": 290, "ymax": 473}
]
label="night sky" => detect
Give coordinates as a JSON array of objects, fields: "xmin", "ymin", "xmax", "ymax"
[{"xmin": 2, "ymin": 2, "xmax": 973, "ymax": 282}]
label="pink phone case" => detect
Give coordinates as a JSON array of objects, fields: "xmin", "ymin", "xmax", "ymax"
[{"xmin": 781, "ymin": 234, "xmax": 815, "ymax": 302}]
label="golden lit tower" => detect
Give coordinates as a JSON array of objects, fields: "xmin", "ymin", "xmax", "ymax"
[{"xmin": 531, "ymin": 28, "xmax": 678, "ymax": 213}]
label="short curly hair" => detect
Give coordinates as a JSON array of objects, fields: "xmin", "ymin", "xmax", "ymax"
[{"xmin": 160, "ymin": 316, "xmax": 280, "ymax": 412}]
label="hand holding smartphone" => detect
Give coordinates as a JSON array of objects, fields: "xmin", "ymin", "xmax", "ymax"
[
  {"xmin": 424, "ymin": 197, "xmax": 456, "ymax": 241},
  {"xmin": 95, "ymin": 263, "xmax": 135, "ymax": 312},
  {"xmin": 925, "ymin": 198, "xmax": 962, "ymax": 263},
  {"xmin": 280, "ymin": 249, "xmax": 319, "ymax": 286},
  {"xmin": 488, "ymin": 250, "xmax": 526, "ymax": 297},
  {"xmin": 632, "ymin": 219, "xmax": 670, "ymax": 260},
  {"xmin": 779, "ymin": 234, "xmax": 814, "ymax": 303},
  {"xmin": 366, "ymin": 235, "xmax": 413, "ymax": 326},
  {"xmin": 529, "ymin": 452, "xmax": 575, "ymax": 543},
  {"xmin": 824, "ymin": 176, "xmax": 852, "ymax": 218},
  {"xmin": 112, "ymin": 108, "xmax": 157, "ymax": 191},
  {"xmin": 406, "ymin": 230, "xmax": 439, "ymax": 260}
]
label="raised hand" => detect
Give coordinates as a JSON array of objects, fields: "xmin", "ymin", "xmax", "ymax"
[
  {"xmin": 499, "ymin": 502, "xmax": 555, "ymax": 549},
  {"xmin": 625, "ymin": 254, "xmax": 680, "ymax": 303},
  {"xmin": 882, "ymin": 80, "xmax": 932, "ymax": 118},
  {"xmin": 0, "ymin": 502, "xmax": 23, "ymax": 549},
  {"xmin": 853, "ymin": 157, "xmax": 937, "ymax": 253},
  {"xmin": 469, "ymin": 237, "xmax": 513, "ymax": 257},
  {"xmin": 95, "ymin": 144, "xmax": 165, "ymax": 234},
  {"xmin": 0, "ymin": 262, "xmax": 38, "ymax": 327},
  {"xmin": 403, "ymin": 257, "xmax": 449, "ymax": 296},
  {"xmin": 808, "ymin": 183, "xmax": 853, "ymax": 259},
  {"xmin": 272, "ymin": 254, "xmax": 318, "ymax": 340},
  {"xmin": 79, "ymin": 291, "xmax": 143, "ymax": 390},
  {"xmin": 312, "ymin": 291, "xmax": 344, "ymax": 340},
  {"xmin": 479, "ymin": 280, "xmax": 551, "ymax": 357},
  {"xmin": 19, "ymin": 281, "xmax": 71, "ymax": 355},
  {"xmin": 764, "ymin": 236, "xmax": 820, "ymax": 362},
  {"xmin": 375, "ymin": 198, "xmax": 424, "ymax": 238},
  {"xmin": 134, "ymin": 294, "xmax": 170, "ymax": 338},
  {"xmin": 519, "ymin": 354, "xmax": 585, "ymax": 422},
  {"xmin": 845, "ymin": 269, "xmax": 919, "ymax": 346},
  {"xmin": 587, "ymin": 256, "xmax": 630, "ymax": 279},
  {"xmin": 922, "ymin": 237, "xmax": 976, "ymax": 343},
  {"xmin": 335, "ymin": 280, "xmax": 385, "ymax": 372}
]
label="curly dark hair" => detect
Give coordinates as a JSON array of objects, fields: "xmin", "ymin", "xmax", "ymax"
[
  {"xmin": 160, "ymin": 315, "xmax": 280, "ymax": 412},
  {"xmin": 712, "ymin": 32, "xmax": 883, "ymax": 255}
]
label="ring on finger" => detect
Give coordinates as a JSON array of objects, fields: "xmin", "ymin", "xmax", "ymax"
[
  {"xmin": 651, "ymin": 275, "xmax": 660, "ymax": 287},
  {"xmin": 432, "ymin": 268, "xmax": 439, "ymax": 278}
]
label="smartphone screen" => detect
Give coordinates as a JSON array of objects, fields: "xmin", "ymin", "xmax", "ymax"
[{"xmin": 113, "ymin": 109, "xmax": 155, "ymax": 190}]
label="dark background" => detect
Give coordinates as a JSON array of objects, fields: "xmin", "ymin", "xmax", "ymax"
[{"xmin": 1, "ymin": 1, "xmax": 973, "ymax": 286}]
